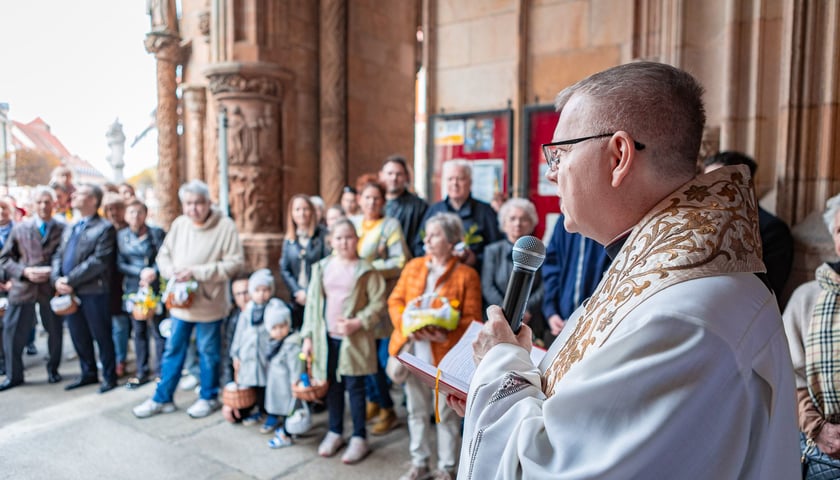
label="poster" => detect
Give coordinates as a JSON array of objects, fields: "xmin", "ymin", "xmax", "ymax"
[
  {"xmin": 464, "ymin": 118, "xmax": 495, "ymax": 153},
  {"xmin": 434, "ymin": 119, "xmax": 465, "ymax": 146},
  {"xmin": 470, "ymin": 159, "xmax": 504, "ymax": 204}
]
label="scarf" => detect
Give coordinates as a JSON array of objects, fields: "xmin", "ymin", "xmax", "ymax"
[
  {"xmin": 542, "ymin": 165, "xmax": 766, "ymax": 396},
  {"xmin": 266, "ymin": 336, "xmax": 286, "ymax": 362},
  {"xmin": 250, "ymin": 303, "xmax": 266, "ymax": 326},
  {"xmin": 805, "ymin": 262, "xmax": 840, "ymax": 422}
]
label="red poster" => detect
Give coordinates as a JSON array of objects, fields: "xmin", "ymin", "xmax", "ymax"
[{"xmin": 524, "ymin": 106, "xmax": 561, "ymax": 239}]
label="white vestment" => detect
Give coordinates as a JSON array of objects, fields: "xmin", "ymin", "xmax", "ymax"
[{"xmin": 459, "ymin": 166, "xmax": 799, "ymax": 479}]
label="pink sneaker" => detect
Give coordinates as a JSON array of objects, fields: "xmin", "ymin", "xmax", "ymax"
[{"xmin": 341, "ymin": 436, "xmax": 370, "ymax": 464}]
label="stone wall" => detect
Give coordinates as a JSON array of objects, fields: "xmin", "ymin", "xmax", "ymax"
[{"xmin": 346, "ymin": 0, "xmax": 418, "ymax": 190}]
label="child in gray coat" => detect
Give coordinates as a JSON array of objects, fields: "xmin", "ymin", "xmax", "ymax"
[
  {"xmin": 230, "ymin": 269, "xmax": 292, "ymax": 432},
  {"xmin": 264, "ymin": 304, "xmax": 303, "ymax": 448}
]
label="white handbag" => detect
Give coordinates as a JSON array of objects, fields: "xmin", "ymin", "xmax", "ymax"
[{"xmin": 284, "ymin": 400, "xmax": 312, "ymax": 435}]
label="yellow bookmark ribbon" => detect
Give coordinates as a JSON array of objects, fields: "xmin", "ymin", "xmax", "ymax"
[{"xmin": 434, "ymin": 369, "xmax": 442, "ymax": 423}]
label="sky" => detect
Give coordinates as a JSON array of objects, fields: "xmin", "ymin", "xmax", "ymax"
[{"xmin": 0, "ymin": 1, "xmax": 158, "ymax": 179}]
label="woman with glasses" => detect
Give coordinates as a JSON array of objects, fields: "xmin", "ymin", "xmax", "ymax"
[
  {"xmin": 279, "ymin": 194, "xmax": 329, "ymax": 331},
  {"xmin": 783, "ymin": 193, "xmax": 840, "ymax": 476},
  {"xmin": 351, "ymin": 176, "xmax": 411, "ymax": 435}
]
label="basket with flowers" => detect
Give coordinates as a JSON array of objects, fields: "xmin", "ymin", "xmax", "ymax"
[
  {"xmin": 124, "ymin": 287, "xmax": 163, "ymax": 321},
  {"xmin": 163, "ymin": 279, "xmax": 198, "ymax": 310}
]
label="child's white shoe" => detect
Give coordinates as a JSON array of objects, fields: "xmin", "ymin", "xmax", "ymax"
[{"xmin": 318, "ymin": 431, "xmax": 345, "ymax": 457}]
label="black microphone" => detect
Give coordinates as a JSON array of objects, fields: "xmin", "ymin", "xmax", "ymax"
[{"xmin": 502, "ymin": 235, "xmax": 546, "ymax": 334}]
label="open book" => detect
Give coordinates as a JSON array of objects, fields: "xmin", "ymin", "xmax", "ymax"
[{"xmin": 397, "ymin": 321, "xmax": 546, "ymax": 400}]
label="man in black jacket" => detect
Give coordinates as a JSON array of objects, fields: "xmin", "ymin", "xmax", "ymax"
[
  {"xmin": 51, "ymin": 183, "xmax": 118, "ymax": 393},
  {"xmin": 0, "ymin": 186, "xmax": 66, "ymax": 390},
  {"xmin": 380, "ymin": 155, "xmax": 428, "ymax": 247}
]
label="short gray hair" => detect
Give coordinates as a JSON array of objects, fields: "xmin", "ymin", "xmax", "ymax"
[
  {"xmin": 425, "ymin": 212, "xmax": 464, "ymax": 245},
  {"xmin": 497, "ymin": 198, "xmax": 538, "ymax": 229},
  {"xmin": 178, "ymin": 180, "xmax": 210, "ymax": 203},
  {"xmin": 31, "ymin": 185, "xmax": 57, "ymax": 203},
  {"xmin": 442, "ymin": 159, "xmax": 472, "ymax": 180},
  {"xmin": 824, "ymin": 193, "xmax": 840, "ymax": 233},
  {"xmin": 555, "ymin": 61, "xmax": 705, "ymax": 179}
]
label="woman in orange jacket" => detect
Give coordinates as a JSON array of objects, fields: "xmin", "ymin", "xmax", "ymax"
[{"xmin": 387, "ymin": 212, "xmax": 482, "ymax": 480}]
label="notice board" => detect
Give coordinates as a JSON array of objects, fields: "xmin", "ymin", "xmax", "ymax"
[{"xmin": 427, "ymin": 109, "xmax": 513, "ymax": 204}]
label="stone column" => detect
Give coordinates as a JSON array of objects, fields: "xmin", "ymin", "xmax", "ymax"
[
  {"xmin": 205, "ymin": 62, "xmax": 292, "ymax": 272},
  {"xmin": 319, "ymin": 0, "xmax": 347, "ymax": 207},
  {"xmin": 182, "ymin": 85, "xmax": 206, "ymax": 182},
  {"xmin": 145, "ymin": 0, "xmax": 182, "ymax": 228}
]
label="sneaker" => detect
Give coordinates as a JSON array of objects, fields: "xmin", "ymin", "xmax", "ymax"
[
  {"xmin": 317, "ymin": 431, "xmax": 346, "ymax": 457},
  {"xmin": 370, "ymin": 408, "xmax": 398, "ymax": 435},
  {"xmin": 186, "ymin": 398, "xmax": 221, "ymax": 418},
  {"xmin": 178, "ymin": 374, "xmax": 199, "ymax": 391},
  {"xmin": 399, "ymin": 465, "xmax": 430, "ymax": 480},
  {"xmin": 366, "ymin": 401, "xmax": 381, "ymax": 421},
  {"xmin": 133, "ymin": 398, "xmax": 176, "ymax": 418},
  {"xmin": 242, "ymin": 412, "xmax": 264, "ymax": 426},
  {"xmin": 267, "ymin": 431, "xmax": 294, "ymax": 449},
  {"xmin": 341, "ymin": 436, "xmax": 370, "ymax": 464},
  {"xmin": 429, "ymin": 470, "xmax": 455, "ymax": 480}
]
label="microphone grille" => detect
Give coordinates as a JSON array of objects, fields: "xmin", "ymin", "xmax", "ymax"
[{"xmin": 512, "ymin": 235, "xmax": 546, "ymax": 271}]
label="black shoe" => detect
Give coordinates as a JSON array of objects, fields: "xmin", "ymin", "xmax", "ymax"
[
  {"xmin": 125, "ymin": 375, "xmax": 149, "ymax": 390},
  {"xmin": 25, "ymin": 343, "xmax": 37, "ymax": 356},
  {"xmin": 98, "ymin": 381, "xmax": 117, "ymax": 394},
  {"xmin": 0, "ymin": 379, "xmax": 23, "ymax": 391},
  {"xmin": 64, "ymin": 376, "xmax": 98, "ymax": 391},
  {"xmin": 48, "ymin": 371, "xmax": 62, "ymax": 384}
]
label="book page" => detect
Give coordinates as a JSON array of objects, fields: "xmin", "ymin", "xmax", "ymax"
[
  {"xmin": 397, "ymin": 321, "xmax": 546, "ymax": 400},
  {"xmin": 437, "ymin": 321, "xmax": 483, "ymax": 381}
]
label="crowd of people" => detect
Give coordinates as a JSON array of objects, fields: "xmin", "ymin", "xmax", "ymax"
[{"xmin": 5, "ymin": 60, "xmax": 840, "ymax": 479}]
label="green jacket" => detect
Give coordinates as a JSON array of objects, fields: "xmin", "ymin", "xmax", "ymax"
[{"xmin": 300, "ymin": 257, "xmax": 386, "ymax": 381}]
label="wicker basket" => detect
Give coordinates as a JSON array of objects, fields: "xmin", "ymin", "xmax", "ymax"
[
  {"xmin": 221, "ymin": 383, "xmax": 256, "ymax": 410},
  {"xmin": 165, "ymin": 291, "xmax": 194, "ymax": 310},
  {"xmin": 292, "ymin": 369, "xmax": 328, "ymax": 403},
  {"xmin": 132, "ymin": 304, "xmax": 156, "ymax": 321},
  {"xmin": 50, "ymin": 295, "xmax": 79, "ymax": 316}
]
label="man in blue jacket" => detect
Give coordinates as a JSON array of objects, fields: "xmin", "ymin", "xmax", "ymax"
[{"xmin": 541, "ymin": 215, "xmax": 611, "ymax": 342}]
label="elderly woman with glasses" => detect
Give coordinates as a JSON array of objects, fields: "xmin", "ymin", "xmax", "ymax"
[
  {"xmin": 480, "ymin": 198, "xmax": 546, "ymax": 342},
  {"xmin": 783, "ymin": 193, "xmax": 840, "ymax": 475}
]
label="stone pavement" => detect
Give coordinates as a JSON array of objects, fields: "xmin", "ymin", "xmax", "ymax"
[{"xmin": 0, "ymin": 331, "xmax": 420, "ymax": 480}]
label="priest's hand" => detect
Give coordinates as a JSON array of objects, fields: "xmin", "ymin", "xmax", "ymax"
[
  {"xmin": 816, "ymin": 422, "xmax": 840, "ymax": 459},
  {"xmin": 447, "ymin": 394, "xmax": 466, "ymax": 418},
  {"xmin": 473, "ymin": 305, "xmax": 532, "ymax": 366}
]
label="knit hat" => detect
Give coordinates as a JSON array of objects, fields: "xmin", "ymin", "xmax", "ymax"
[
  {"xmin": 248, "ymin": 269, "xmax": 275, "ymax": 296},
  {"xmin": 263, "ymin": 298, "xmax": 291, "ymax": 332}
]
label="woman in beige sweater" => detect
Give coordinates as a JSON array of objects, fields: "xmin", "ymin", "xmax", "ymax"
[{"xmin": 133, "ymin": 180, "xmax": 244, "ymax": 420}]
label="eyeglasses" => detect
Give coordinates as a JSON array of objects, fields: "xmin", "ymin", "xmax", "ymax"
[
  {"xmin": 233, "ymin": 291, "xmax": 249, "ymax": 297},
  {"xmin": 542, "ymin": 133, "xmax": 645, "ymax": 171}
]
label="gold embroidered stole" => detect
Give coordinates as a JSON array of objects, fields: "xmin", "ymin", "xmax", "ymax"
[{"xmin": 542, "ymin": 165, "xmax": 766, "ymax": 397}]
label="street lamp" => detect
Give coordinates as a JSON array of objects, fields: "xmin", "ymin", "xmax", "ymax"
[{"xmin": 0, "ymin": 103, "xmax": 8, "ymax": 188}]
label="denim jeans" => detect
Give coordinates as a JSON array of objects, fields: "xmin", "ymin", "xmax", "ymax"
[
  {"xmin": 326, "ymin": 337, "xmax": 367, "ymax": 438},
  {"xmin": 112, "ymin": 314, "xmax": 131, "ymax": 363},
  {"xmin": 153, "ymin": 317, "xmax": 221, "ymax": 403}
]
